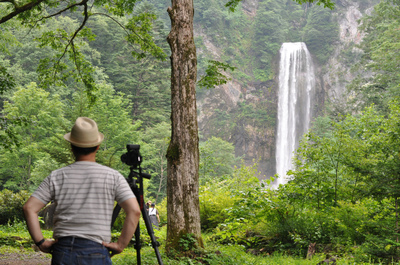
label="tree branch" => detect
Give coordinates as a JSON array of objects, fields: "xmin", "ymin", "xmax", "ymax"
[
  {"xmin": 91, "ymin": 12, "xmax": 131, "ymax": 35},
  {"xmin": 51, "ymin": 0, "xmax": 89, "ymax": 81},
  {"xmin": 0, "ymin": 0, "xmax": 47, "ymax": 24},
  {"xmin": 91, "ymin": 12, "xmax": 151, "ymax": 55},
  {"xmin": 40, "ymin": 0, "xmax": 88, "ymax": 21}
]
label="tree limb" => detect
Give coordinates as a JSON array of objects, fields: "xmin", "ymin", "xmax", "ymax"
[
  {"xmin": 51, "ymin": 0, "xmax": 89, "ymax": 81},
  {"xmin": 39, "ymin": 0, "xmax": 88, "ymax": 21},
  {"xmin": 91, "ymin": 12, "xmax": 156, "ymax": 56},
  {"xmin": 91, "ymin": 12, "xmax": 131, "ymax": 35},
  {"xmin": 0, "ymin": 0, "xmax": 47, "ymax": 24}
]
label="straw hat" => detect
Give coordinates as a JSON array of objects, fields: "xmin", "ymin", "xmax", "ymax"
[{"xmin": 64, "ymin": 117, "xmax": 104, "ymax": 148}]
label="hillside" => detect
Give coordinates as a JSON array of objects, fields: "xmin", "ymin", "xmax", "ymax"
[{"xmin": 192, "ymin": 0, "xmax": 378, "ymax": 178}]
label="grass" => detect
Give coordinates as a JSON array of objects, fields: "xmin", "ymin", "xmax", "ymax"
[
  {"xmin": 111, "ymin": 244, "xmax": 384, "ymax": 265},
  {"xmin": 0, "ymin": 221, "xmax": 396, "ymax": 265}
]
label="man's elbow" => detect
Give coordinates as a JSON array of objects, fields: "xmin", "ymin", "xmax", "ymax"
[
  {"xmin": 22, "ymin": 203, "xmax": 28, "ymax": 217},
  {"xmin": 22, "ymin": 201, "xmax": 32, "ymax": 215},
  {"xmin": 132, "ymin": 202, "xmax": 141, "ymax": 219},
  {"xmin": 124, "ymin": 199, "xmax": 141, "ymax": 220},
  {"xmin": 134, "ymin": 207, "xmax": 141, "ymax": 220},
  {"xmin": 22, "ymin": 197, "xmax": 45, "ymax": 218}
]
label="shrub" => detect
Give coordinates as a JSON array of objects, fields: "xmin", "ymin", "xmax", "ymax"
[
  {"xmin": 199, "ymin": 181, "xmax": 237, "ymax": 231},
  {"xmin": 0, "ymin": 189, "xmax": 30, "ymax": 224}
]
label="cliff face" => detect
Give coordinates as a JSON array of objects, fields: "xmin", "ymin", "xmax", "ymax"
[
  {"xmin": 195, "ymin": 0, "xmax": 375, "ymax": 179},
  {"xmin": 321, "ymin": 0, "xmax": 372, "ymax": 108},
  {"xmin": 197, "ymin": 76, "xmax": 277, "ymax": 178}
]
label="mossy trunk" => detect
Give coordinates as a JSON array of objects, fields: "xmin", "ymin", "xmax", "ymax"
[{"xmin": 165, "ymin": 0, "xmax": 203, "ymax": 252}]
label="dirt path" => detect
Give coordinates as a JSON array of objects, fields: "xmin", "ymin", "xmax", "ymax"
[{"xmin": 0, "ymin": 252, "xmax": 51, "ymax": 265}]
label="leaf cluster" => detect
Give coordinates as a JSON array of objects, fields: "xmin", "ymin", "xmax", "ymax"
[
  {"xmin": 0, "ymin": 189, "xmax": 30, "ymax": 224},
  {"xmin": 197, "ymin": 60, "xmax": 235, "ymax": 90},
  {"xmin": 348, "ymin": 0, "xmax": 400, "ymax": 112}
]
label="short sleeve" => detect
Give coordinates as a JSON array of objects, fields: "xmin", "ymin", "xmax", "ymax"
[
  {"xmin": 115, "ymin": 174, "xmax": 135, "ymax": 204},
  {"xmin": 31, "ymin": 175, "xmax": 52, "ymax": 205}
]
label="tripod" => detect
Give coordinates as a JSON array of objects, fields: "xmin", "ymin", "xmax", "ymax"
[{"xmin": 111, "ymin": 164, "xmax": 163, "ymax": 265}]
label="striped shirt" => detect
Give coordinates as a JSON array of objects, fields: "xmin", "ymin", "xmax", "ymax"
[{"xmin": 32, "ymin": 161, "xmax": 135, "ymax": 244}]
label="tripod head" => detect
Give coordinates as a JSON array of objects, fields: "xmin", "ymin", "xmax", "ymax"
[
  {"xmin": 121, "ymin": 144, "xmax": 142, "ymax": 169},
  {"xmin": 121, "ymin": 144, "xmax": 150, "ymax": 180},
  {"xmin": 127, "ymin": 170, "xmax": 151, "ymax": 190}
]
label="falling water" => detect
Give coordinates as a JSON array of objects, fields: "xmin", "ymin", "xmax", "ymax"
[{"xmin": 274, "ymin": 42, "xmax": 315, "ymax": 188}]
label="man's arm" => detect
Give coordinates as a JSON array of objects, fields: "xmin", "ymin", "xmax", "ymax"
[
  {"xmin": 23, "ymin": 196, "xmax": 56, "ymax": 253},
  {"xmin": 102, "ymin": 197, "xmax": 141, "ymax": 256}
]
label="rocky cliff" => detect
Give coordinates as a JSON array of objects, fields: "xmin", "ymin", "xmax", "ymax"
[{"xmin": 195, "ymin": 0, "xmax": 375, "ymax": 179}]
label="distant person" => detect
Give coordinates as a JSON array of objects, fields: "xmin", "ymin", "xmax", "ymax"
[
  {"xmin": 23, "ymin": 117, "xmax": 141, "ymax": 265},
  {"xmin": 149, "ymin": 203, "xmax": 160, "ymax": 230},
  {"xmin": 146, "ymin": 200, "xmax": 152, "ymax": 211}
]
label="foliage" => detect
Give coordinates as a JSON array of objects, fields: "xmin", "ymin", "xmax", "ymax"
[
  {"xmin": 195, "ymin": 101, "xmax": 400, "ymax": 263},
  {"xmin": 348, "ymin": 0, "xmax": 400, "ymax": 113},
  {"xmin": 199, "ymin": 136, "xmax": 238, "ymax": 183},
  {"xmin": 285, "ymin": 100, "xmax": 400, "ymax": 262},
  {"xmin": 199, "ymin": 179, "xmax": 238, "ymax": 230},
  {"xmin": 0, "ymin": 189, "xmax": 30, "ymax": 224},
  {"xmin": 302, "ymin": 5, "xmax": 339, "ymax": 65},
  {"xmin": 0, "ymin": 83, "xmax": 69, "ymax": 191},
  {"xmin": 0, "ymin": 115, "xmax": 27, "ymax": 150},
  {"xmin": 252, "ymin": 0, "xmax": 288, "ymax": 82},
  {"xmin": 207, "ymin": 163, "xmax": 264, "ymax": 243},
  {"xmin": 225, "ymin": 0, "xmax": 334, "ymax": 12},
  {"xmin": 197, "ymin": 60, "xmax": 236, "ymax": 89},
  {"xmin": 87, "ymin": 3, "xmax": 171, "ymax": 126},
  {"xmin": 236, "ymin": 100, "xmax": 276, "ymax": 128},
  {"xmin": 0, "ymin": 65, "xmax": 15, "ymax": 95},
  {"xmin": 2, "ymin": 220, "xmax": 370, "ymax": 265},
  {"xmin": 0, "ymin": 0, "xmax": 168, "ymax": 109},
  {"xmin": 141, "ymin": 121, "xmax": 171, "ymax": 202}
]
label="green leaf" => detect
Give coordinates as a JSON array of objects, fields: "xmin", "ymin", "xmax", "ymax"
[{"xmin": 197, "ymin": 60, "xmax": 235, "ymax": 89}]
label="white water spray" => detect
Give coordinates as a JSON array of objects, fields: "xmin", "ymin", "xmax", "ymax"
[{"xmin": 274, "ymin": 42, "xmax": 315, "ymax": 188}]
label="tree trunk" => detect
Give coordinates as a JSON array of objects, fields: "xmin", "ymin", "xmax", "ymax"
[
  {"xmin": 156, "ymin": 152, "xmax": 165, "ymax": 203},
  {"xmin": 166, "ymin": 0, "xmax": 203, "ymax": 252}
]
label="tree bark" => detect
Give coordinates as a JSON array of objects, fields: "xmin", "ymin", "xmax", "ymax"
[{"xmin": 166, "ymin": 0, "xmax": 202, "ymax": 251}]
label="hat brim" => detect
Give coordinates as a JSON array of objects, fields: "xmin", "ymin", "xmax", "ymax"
[{"xmin": 64, "ymin": 132, "xmax": 104, "ymax": 148}]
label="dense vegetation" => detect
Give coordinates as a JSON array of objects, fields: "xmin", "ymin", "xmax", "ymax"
[{"xmin": 2, "ymin": 0, "xmax": 400, "ymax": 263}]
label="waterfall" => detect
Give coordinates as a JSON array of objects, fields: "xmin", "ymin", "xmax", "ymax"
[{"xmin": 274, "ymin": 42, "xmax": 315, "ymax": 188}]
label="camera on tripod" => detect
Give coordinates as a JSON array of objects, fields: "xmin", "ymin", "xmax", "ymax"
[
  {"xmin": 113, "ymin": 144, "xmax": 163, "ymax": 264},
  {"xmin": 121, "ymin": 144, "xmax": 142, "ymax": 168}
]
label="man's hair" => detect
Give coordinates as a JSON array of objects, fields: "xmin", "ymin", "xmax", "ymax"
[{"xmin": 71, "ymin": 144, "xmax": 98, "ymax": 155}]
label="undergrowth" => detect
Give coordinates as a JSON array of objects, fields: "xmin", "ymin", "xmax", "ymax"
[{"xmin": 0, "ymin": 221, "xmax": 397, "ymax": 265}]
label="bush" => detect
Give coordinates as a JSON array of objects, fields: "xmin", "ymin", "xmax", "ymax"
[
  {"xmin": 0, "ymin": 189, "xmax": 30, "ymax": 224},
  {"xmin": 199, "ymin": 181, "xmax": 237, "ymax": 231}
]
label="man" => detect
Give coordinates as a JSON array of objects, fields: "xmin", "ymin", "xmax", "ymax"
[
  {"xmin": 23, "ymin": 117, "xmax": 141, "ymax": 265},
  {"xmin": 146, "ymin": 200, "xmax": 152, "ymax": 211},
  {"xmin": 149, "ymin": 203, "xmax": 160, "ymax": 230}
]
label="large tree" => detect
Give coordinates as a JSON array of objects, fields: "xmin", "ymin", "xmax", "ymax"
[{"xmin": 165, "ymin": 0, "xmax": 202, "ymax": 250}]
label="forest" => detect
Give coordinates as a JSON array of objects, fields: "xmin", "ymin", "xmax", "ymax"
[{"xmin": 1, "ymin": 0, "xmax": 400, "ymax": 264}]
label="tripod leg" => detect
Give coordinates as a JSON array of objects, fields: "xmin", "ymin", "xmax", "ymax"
[
  {"xmin": 141, "ymin": 208, "xmax": 163, "ymax": 265},
  {"xmin": 111, "ymin": 204, "xmax": 121, "ymax": 228},
  {"xmin": 134, "ymin": 220, "xmax": 141, "ymax": 265},
  {"xmin": 114, "ymin": 166, "xmax": 164, "ymax": 265}
]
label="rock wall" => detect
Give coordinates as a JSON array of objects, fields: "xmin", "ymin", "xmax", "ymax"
[
  {"xmin": 195, "ymin": 0, "xmax": 375, "ymax": 179},
  {"xmin": 321, "ymin": 0, "xmax": 369, "ymax": 105}
]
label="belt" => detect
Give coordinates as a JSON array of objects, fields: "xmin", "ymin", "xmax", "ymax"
[{"xmin": 57, "ymin": 236, "xmax": 101, "ymax": 246}]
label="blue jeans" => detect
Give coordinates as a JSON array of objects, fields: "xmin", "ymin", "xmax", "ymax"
[{"xmin": 51, "ymin": 236, "xmax": 112, "ymax": 265}]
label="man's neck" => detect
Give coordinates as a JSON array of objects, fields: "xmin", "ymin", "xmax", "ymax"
[{"xmin": 75, "ymin": 153, "xmax": 96, "ymax": 162}]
